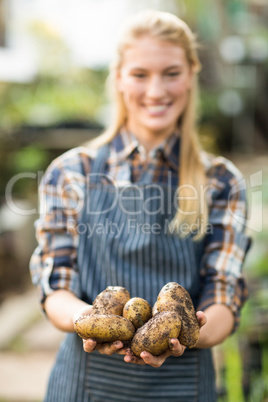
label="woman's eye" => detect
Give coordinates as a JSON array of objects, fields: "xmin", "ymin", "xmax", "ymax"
[
  {"xmin": 132, "ymin": 73, "xmax": 146, "ymax": 78},
  {"xmin": 167, "ymin": 71, "xmax": 180, "ymax": 77}
]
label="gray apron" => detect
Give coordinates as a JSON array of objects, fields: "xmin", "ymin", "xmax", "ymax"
[{"xmin": 45, "ymin": 143, "xmax": 216, "ymax": 402}]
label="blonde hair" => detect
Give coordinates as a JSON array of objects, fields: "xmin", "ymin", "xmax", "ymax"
[{"xmin": 87, "ymin": 9, "xmax": 208, "ymax": 240}]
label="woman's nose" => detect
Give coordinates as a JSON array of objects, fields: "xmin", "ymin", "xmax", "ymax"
[{"xmin": 146, "ymin": 75, "xmax": 166, "ymax": 99}]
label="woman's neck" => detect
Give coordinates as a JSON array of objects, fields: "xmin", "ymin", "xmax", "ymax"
[{"xmin": 125, "ymin": 123, "xmax": 178, "ymax": 153}]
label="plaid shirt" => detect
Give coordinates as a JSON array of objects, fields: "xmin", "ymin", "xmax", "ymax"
[{"xmin": 30, "ymin": 129, "xmax": 250, "ymax": 330}]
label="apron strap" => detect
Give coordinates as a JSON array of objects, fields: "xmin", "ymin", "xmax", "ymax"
[
  {"xmin": 90, "ymin": 143, "xmax": 110, "ymax": 182},
  {"xmin": 81, "ymin": 143, "xmax": 111, "ymax": 224}
]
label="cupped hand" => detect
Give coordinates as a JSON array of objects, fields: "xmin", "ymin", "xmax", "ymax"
[
  {"xmin": 83, "ymin": 339, "xmax": 128, "ymax": 355},
  {"xmin": 73, "ymin": 305, "xmax": 129, "ymax": 356},
  {"xmin": 124, "ymin": 337, "xmax": 185, "ymax": 367},
  {"xmin": 124, "ymin": 310, "xmax": 207, "ymax": 368}
]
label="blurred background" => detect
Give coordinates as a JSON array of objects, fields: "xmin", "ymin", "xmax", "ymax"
[{"xmin": 0, "ymin": 0, "xmax": 267, "ymax": 401}]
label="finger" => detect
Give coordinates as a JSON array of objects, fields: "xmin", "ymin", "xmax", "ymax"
[
  {"xmin": 97, "ymin": 341, "xmax": 124, "ymax": 355},
  {"xmin": 124, "ymin": 350, "xmax": 146, "ymax": 365},
  {"xmin": 196, "ymin": 311, "xmax": 207, "ymax": 328},
  {"xmin": 124, "ymin": 355, "xmax": 146, "ymax": 365},
  {"xmin": 140, "ymin": 350, "xmax": 171, "ymax": 368},
  {"xmin": 168, "ymin": 338, "xmax": 185, "ymax": 356},
  {"xmin": 83, "ymin": 338, "xmax": 97, "ymax": 353},
  {"xmin": 117, "ymin": 346, "xmax": 130, "ymax": 356}
]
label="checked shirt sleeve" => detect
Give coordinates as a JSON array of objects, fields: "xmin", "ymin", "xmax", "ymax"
[
  {"xmin": 29, "ymin": 149, "xmax": 89, "ymax": 310},
  {"xmin": 197, "ymin": 157, "xmax": 251, "ymax": 332}
]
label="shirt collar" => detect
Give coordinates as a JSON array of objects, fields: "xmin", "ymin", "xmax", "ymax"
[
  {"xmin": 159, "ymin": 130, "xmax": 180, "ymax": 171},
  {"xmin": 109, "ymin": 127, "xmax": 139, "ymax": 163},
  {"xmin": 110, "ymin": 127, "xmax": 180, "ymax": 171}
]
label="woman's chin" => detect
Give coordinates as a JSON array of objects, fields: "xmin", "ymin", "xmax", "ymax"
[{"xmin": 140, "ymin": 122, "xmax": 176, "ymax": 137}]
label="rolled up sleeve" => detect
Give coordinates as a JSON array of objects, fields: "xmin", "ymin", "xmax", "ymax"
[
  {"xmin": 29, "ymin": 152, "xmax": 87, "ymax": 310},
  {"xmin": 198, "ymin": 159, "xmax": 251, "ymax": 332}
]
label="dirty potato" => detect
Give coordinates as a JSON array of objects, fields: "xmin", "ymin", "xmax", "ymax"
[
  {"xmin": 74, "ymin": 314, "xmax": 135, "ymax": 342},
  {"xmin": 152, "ymin": 301, "xmax": 159, "ymax": 316},
  {"xmin": 93, "ymin": 286, "xmax": 130, "ymax": 316},
  {"xmin": 123, "ymin": 297, "xmax": 152, "ymax": 329},
  {"xmin": 131, "ymin": 311, "xmax": 181, "ymax": 356},
  {"xmin": 156, "ymin": 282, "xmax": 199, "ymax": 348}
]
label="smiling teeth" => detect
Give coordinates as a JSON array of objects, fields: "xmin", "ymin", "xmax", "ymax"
[{"xmin": 146, "ymin": 105, "xmax": 167, "ymax": 113}]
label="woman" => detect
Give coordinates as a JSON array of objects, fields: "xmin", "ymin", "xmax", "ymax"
[{"xmin": 30, "ymin": 9, "xmax": 250, "ymax": 402}]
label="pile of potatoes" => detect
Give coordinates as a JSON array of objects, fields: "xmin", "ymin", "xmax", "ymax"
[{"xmin": 74, "ymin": 282, "xmax": 200, "ymax": 356}]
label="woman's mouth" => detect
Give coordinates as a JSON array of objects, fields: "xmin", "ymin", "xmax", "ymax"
[{"xmin": 143, "ymin": 103, "xmax": 171, "ymax": 116}]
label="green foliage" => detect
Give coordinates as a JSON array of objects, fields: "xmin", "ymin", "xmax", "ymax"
[
  {"xmin": 8, "ymin": 146, "xmax": 50, "ymax": 172},
  {"xmin": 0, "ymin": 68, "xmax": 108, "ymax": 130},
  {"xmin": 223, "ymin": 336, "xmax": 244, "ymax": 402},
  {"xmin": 254, "ymin": 254, "xmax": 268, "ymax": 278},
  {"xmin": 250, "ymin": 374, "xmax": 268, "ymax": 401},
  {"xmin": 221, "ymin": 333, "xmax": 268, "ymax": 401},
  {"xmin": 200, "ymin": 90, "xmax": 221, "ymax": 116},
  {"xmin": 1, "ymin": 146, "xmax": 51, "ymax": 199},
  {"xmin": 0, "ymin": 19, "xmax": 108, "ymax": 130}
]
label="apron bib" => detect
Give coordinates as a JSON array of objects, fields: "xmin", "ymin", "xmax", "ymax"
[{"xmin": 45, "ymin": 143, "xmax": 216, "ymax": 402}]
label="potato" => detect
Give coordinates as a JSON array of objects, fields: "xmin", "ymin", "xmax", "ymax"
[
  {"xmin": 123, "ymin": 297, "xmax": 152, "ymax": 329},
  {"xmin": 131, "ymin": 311, "xmax": 181, "ymax": 356},
  {"xmin": 156, "ymin": 282, "xmax": 199, "ymax": 348},
  {"xmin": 152, "ymin": 301, "xmax": 159, "ymax": 316},
  {"xmin": 74, "ymin": 313, "xmax": 135, "ymax": 342},
  {"xmin": 93, "ymin": 286, "xmax": 130, "ymax": 316}
]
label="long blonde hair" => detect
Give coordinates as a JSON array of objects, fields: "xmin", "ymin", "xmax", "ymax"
[{"xmin": 87, "ymin": 9, "xmax": 208, "ymax": 240}]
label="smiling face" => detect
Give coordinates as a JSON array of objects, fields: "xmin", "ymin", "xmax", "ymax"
[{"xmin": 117, "ymin": 36, "xmax": 193, "ymax": 144}]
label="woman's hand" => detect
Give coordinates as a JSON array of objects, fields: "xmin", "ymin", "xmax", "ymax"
[
  {"xmin": 73, "ymin": 305, "xmax": 128, "ymax": 356},
  {"xmin": 123, "ymin": 311, "xmax": 207, "ymax": 367},
  {"xmin": 195, "ymin": 305, "xmax": 234, "ymax": 349},
  {"xmin": 123, "ymin": 338, "xmax": 186, "ymax": 367},
  {"xmin": 82, "ymin": 339, "xmax": 128, "ymax": 355}
]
